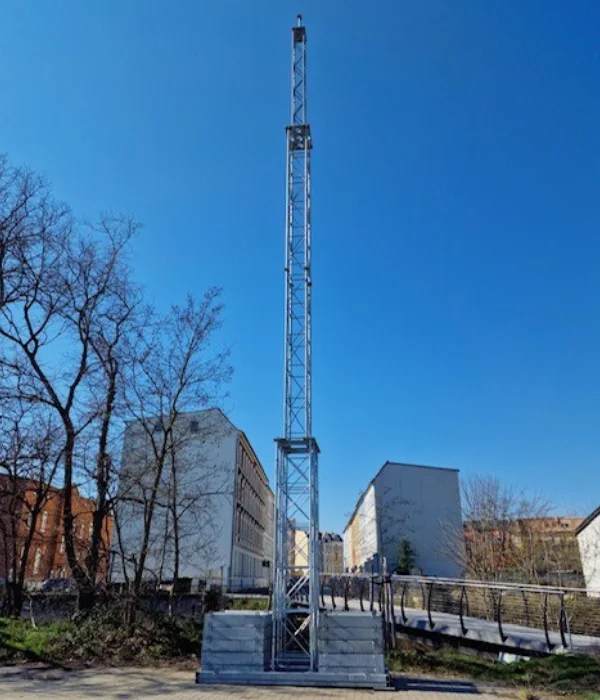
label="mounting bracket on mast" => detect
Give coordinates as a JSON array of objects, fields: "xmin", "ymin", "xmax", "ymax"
[{"xmin": 287, "ymin": 124, "xmax": 312, "ymax": 150}]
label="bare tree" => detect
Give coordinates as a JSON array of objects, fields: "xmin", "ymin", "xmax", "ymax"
[
  {"xmin": 62, "ymin": 216, "xmax": 141, "ymax": 607},
  {"xmin": 0, "ymin": 155, "xmax": 71, "ymax": 313},
  {"xmin": 1, "ymin": 155, "xmax": 234, "ymax": 620},
  {"xmin": 376, "ymin": 491, "xmax": 417, "ymax": 574},
  {"xmin": 0, "ymin": 399, "xmax": 61, "ymax": 616},
  {"xmin": 442, "ymin": 475, "xmax": 553, "ymax": 583},
  {"xmin": 0, "ymin": 155, "xmax": 140, "ymax": 610},
  {"xmin": 115, "ymin": 290, "xmax": 232, "ymax": 622}
]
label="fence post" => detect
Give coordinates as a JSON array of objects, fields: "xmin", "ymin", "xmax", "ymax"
[
  {"xmin": 558, "ymin": 593, "xmax": 568, "ymax": 649},
  {"xmin": 496, "ymin": 589, "xmax": 507, "ymax": 642},
  {"xmin": 359, "ymin": 578, "xmax": 365, "ymax": 612},
  {"xmin": 400, "ymin": 581, "xmax": 408, "ymax": 624},
  {"xmin": 387, "ymin": 575, "xmax": 396, "ymax": 650},
  {"xmin": 543, "ymin": 592, "xmax": 555, "ymax": 652},
  {"xmin": 459, "ymin": 585, "xmax": 468, "ymax": 636},
  {"xmin": 521, "ymin": 588, "xmax": 530, "ymax": 627},
  {"xmin": 427, "ymin": 583, "xmax": 435, "ymax": 630},
  {"xmin": 369, "ymin": 576, "xmax": 375, "ymax": 612},
  {"xmin": 389, "ymin": 576, "xmax": 396, "ymax": 624}
]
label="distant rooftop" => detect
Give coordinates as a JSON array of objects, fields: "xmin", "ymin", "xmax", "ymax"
[{"xmin": 321, "ymin": 532, "xmax": 342, "ymax": 543}]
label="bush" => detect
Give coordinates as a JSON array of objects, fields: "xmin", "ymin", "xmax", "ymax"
[
  {"xmin": 52, "ymin": 609, "xmax": 202, "ymax": 664},
  {"xmin": 203, "ymin": 588, "xmax": 223, "ymax": 613},
  {"xmin": 0, "ymin": 611, "xmax": 202, "ymax": 667}
]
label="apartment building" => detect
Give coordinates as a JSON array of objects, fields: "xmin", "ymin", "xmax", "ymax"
[
  {"xmin": 464, "ymin": 516, "xmax": 585, "ymax": 584},
  {"xmin": 344, "ymin": 461, "xmax": 463, "ymax": 577},
  {"xmin": 116, "ymin": 409, "xmax": 274, "ymax": 591},
  {"xmin": 289, "ymin": 527, "xmax": 344, "ymax": 575},
  {"xmin": 576, "ymin": 507, "xmax": 600, "ymax": 594},
  {"xmin": 232, "ymin": 432, "xmax": 274, "ymax": 586},
  {"xmin": 321, "ymin": 532, "xmax": 344, "ymax": 574},
  {"xmin": 0, "ymin": 475, "xmax": 112, "ymax": 585}
]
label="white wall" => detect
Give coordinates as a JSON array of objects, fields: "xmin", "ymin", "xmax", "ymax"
[
  {"xmin": 115, "ymin": 409, "xmax": 237, "ymax": 584},
  {"xmin": 578, "ymin": 515, "xmax": 600, "ymax": 595},
  {"xmin": 357, "ymin": 484, "xmax": 378, "ymax": 566},
  {"xmin": 374, "ymin": 463, "xmax": 463, "ymax": 577},
  {"xmin": 343, "ymin": 528, "xmax": 352, "ymax": 571}
]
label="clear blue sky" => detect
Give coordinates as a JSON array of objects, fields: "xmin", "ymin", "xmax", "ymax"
[{"xmin": 2, "ymin": 1, "xmax": 599, "ymax": 532}]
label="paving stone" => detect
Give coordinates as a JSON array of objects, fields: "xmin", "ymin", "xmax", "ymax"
[{"xmin": 0, "ymin": 665, "xmax": 511, "ymax": 699}]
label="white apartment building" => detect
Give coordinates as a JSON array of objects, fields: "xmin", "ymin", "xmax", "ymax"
[
  {"xmin": 344, "ymin": 461, "xmax": 463, "ymax": 577},
  {"xmin": 576, "ymin": 506, "xmax": 600, "ymax": 595},
  {"xmin": 116, "ymin": 409, "xmax": 274, "ymax": 591}
]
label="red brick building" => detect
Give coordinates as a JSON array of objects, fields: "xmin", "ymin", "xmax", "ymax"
[
  {"xmin": 0, "ymin": 475, "xmax": 113, "ymax": 584},
  {"xmin": 463, "ymin": 516, "xmax": 585, "ymax": 581}
]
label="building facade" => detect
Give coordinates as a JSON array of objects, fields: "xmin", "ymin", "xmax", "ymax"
[
  {"xmin": 289, "ymin": 529, "xmax": 344, "ymax": 576},
  {"xmin": 116, "ymin": 409, "xmax": 274, "ymax": 591},
  {"xmin": 343, "ymin": 461, "xmax": 463, "ymax": 577},
  {"xmin": 577, "ymin": 507, "xmax": 600, "ymax": 594},
  {"xmin": 464, "ymin": 516, "xmax": 585, "ymax": 585},
  {"xmin": 0, "ymin": 475, "xmax": 112, "ymax": 585},
  {"xmin": 321, "ymin": 532, "xmax": 343, "ymax": 574},
  {"xmin": 232, "ymin": 432, "xmax": 274, "ymax": 588}
]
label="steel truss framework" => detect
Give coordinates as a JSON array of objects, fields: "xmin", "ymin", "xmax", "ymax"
[{"xmin": 272, "ymin": 18, "xmax": 320, "ymax": 672}]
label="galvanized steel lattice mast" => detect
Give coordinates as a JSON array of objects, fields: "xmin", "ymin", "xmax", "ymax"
[{"xmin": 272, "ymin": 16, "xmax": 320, "ymax": 672}]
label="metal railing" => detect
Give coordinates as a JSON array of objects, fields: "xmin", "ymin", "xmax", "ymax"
[{"xmin": 317, "ymin": 573, "xmax": 600, "ymax": 652}]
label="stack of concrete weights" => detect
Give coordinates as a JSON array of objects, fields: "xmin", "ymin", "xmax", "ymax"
[
  {"xmin": 200, "ymin": 611, "xmax": 272, "ymax": 677},
  {"xmin": 318, "ymin": 611, "xmax": 388, "ymax": 684}
]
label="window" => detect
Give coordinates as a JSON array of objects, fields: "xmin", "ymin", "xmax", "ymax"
[
  {"xmin": 33, "ymin": 548, "xmax": 42, "ymax": 575},
  {"xmin": 60, "ymin": 536, "xmax": 65, "ymax": 554},
  {"xmin": 40, "ymin": 511, "xmax": 48, "ymax": 534},
  {"xmin": 190, "ymin": 420, "xmax": 199, "ymax": 433}
]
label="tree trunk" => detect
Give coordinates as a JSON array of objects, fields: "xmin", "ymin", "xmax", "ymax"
[
  {"xmin": 6, "ymin": 583, "xmax": 23, "ymax": 619},
  {"xmin": 169, "ymin": 448, "xmax": 179, "ymax": 618},
  {"xmin": 61, "ymin": 428, "xmax": 94, "ymax": 612}
]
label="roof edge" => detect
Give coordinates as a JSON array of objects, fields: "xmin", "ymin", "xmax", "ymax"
[{"xmin": 576, "ymin": 505, "xmax": 600, "ymax": 535}]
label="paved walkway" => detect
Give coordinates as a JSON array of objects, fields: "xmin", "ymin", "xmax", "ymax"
[{"xmin": 0, "ymin": 666, "xmax": 513, "ymax": 699}]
